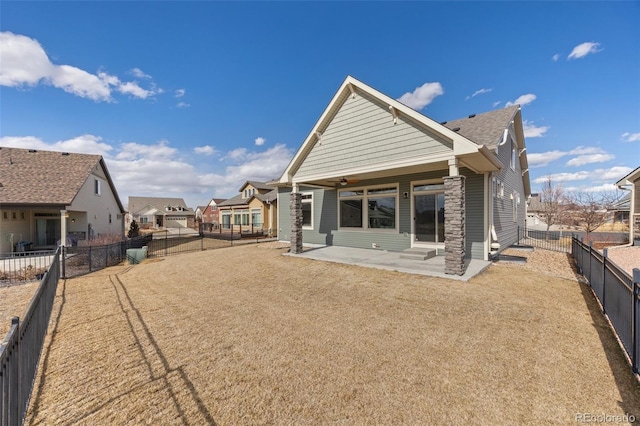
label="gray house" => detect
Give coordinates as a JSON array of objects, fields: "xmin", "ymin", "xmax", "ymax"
[{"xmin": 275, "ymin": 76, "xmax": 530, "ymax": 275}]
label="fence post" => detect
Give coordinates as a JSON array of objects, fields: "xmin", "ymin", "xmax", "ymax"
[
  {"xmin": 164, "ymin": 231, "xmax": 168, "ymax": 257},
  {"xmin": 61, "ymin": 245, "xmax": 66, "ymax": 279},
  {"xmin": 88, "ymin": 246, "xmax": 92, "ymax": 273},
  {"xmin": 8, "ymin": 316, "xmax": 20, "ymax": 426},
  {"xmin": 201, "ymin": 235, "xmax": 204, "ymax": 251},
  {"xmin": 105, "ymin": 244, "xmax": 108, "ymax": 269},
  {"xmin": 633, "ymin": 269, "xmax": 639, "ymax": 374},
  {"xmin": 602, "ymin": 248, "xmax": 607, "ymax": 314},
  {"xmin": 588, "ymin": 241, "xmax": 593, "ymax": 285}
]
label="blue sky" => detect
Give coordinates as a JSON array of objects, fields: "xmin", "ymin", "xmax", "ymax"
[{"xmin": 1, "ymin": 1, "xmax": 638, "ymax": 209}]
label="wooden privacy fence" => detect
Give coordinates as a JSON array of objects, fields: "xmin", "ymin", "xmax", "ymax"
[
  {"xmin": 0, "ymin": 248, "xmax": 60, "ymax": 426},
  {"xmin": 572, "ymin": 237, "xmax": 639, "ymax": 375}
]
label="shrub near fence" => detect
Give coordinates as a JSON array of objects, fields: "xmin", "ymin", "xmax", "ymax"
[
  {"xmin": 0, "ymin": 248, "xmax": 60, "ymax": 426},
  {"xmin": 572, "ymin": 237, "xmax": 640, "ymax": 375}
]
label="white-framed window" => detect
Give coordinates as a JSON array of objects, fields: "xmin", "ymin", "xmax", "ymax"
[
  {"xmin": 511, "ymin": 141, "xmax": 516, "ymax": 171},
  {"xmin": 301, "ymin": 193, "xmax": 313, "ymax": 229},
  {"xmin": 234, "ymin": 209, "xmax": 250, "ymax": 226},
  {"xmin": 338, "ymin": 185, "xmax": 398, "ymax": 231},
  {"xmin": 251, "ymin": 208, "xmax": 262, "ymax": 226},
  {"xmin": 221, "ymin": 212, "xmax": 231, "ymax": 229},
  {"xmin": 94, "ymin": 178, "xmax": 101, "ymax": 196},
  {"xmin": 2, "ymin": 211, "xmax": 7, "ymax": 220}
]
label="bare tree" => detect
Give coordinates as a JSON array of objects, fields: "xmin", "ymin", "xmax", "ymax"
[
  {"xmin": 539, "ymin": 178, "xmax": 564, "ymax": 232},
  {"xmin": 567, "ymin": 191, "xmax": 622, "ymax": 236}
]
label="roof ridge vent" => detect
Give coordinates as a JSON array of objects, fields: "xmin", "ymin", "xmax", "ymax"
[
  {"xmin": 452, "ymin": 127, "xmax": 461, "ymax": 132},
  {"xmin": 28, "ymin": 149, "xmax": 37, "ymax": 153},
  {"xmin": 440, "ymin": 121, "xmax": 447, "ymax": 125},
  {"xmin": 468, "ymin": 114, "xmax": 476, "ymax": 118},
  {"xmin": 62, "ymin": 152, "xmax": 70, "ymax": 156}
]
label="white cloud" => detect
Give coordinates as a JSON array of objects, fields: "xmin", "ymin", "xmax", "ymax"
[
  {"xmin": 552, "ymin": 54, "xmax": 560, "ymax": 62},
  {"xmin": 130, "ymin": 68, "xmax": 151, "ymax": 79},
  {"xmin": 533, "ymin": 166, "xmax": 632, "ymax": 185},
  {"xmin": 0, "ymin": 134, "xmax": 112, "ymax": 156},
  {"xmin": 505, "ymin": 93, "xmax": 536, "ymax": 107},
  {"xmin": 527, "ymin": 150, "xmax": 566, "ymax": 167},
  {"xmin": 533, "ymin": 171, "xmax": 591, "ymax": 183},
  {"xmin": 527, "ymin": 146, "xmax": 614, "ymax": 168},
  {"xmin": 566, "ymin": 153, "xmax": 614, "ymax": 167},
  {"xmin": 175, "ymin": 89, "xmax": 186, "ymax": 98},
  {"xmin": 397, "ymin": 82, "xmax": 444, "ymax": 110},
  {"xmin": 492, "ymin": 101, "xmax": 502, "ymax": 108},
  {"xmin": 118, "ymin": 81, "xmax": 155, "ymax": 99},
  {"xmin": 0, "ymin": 31, "xmax": 161, "ymax": 101},
  {"xmin": 568, "ymin": 42, "xmax": 602, "ymax": 60},
  {"xmin": 176, "ymin": 101, "xmax": 190, "ymax": 108},
  {"xmin": 621, "ymin": 132, "xmax": 640, "ymax": 142},
  {"xmin": 194, "ymin": 145, "xmax": 215, "ymax": 155},
  {"xmin": 1, "ymin": 134, "xmax": 294, "ymax": 208},
  {"xmin": 255, "ymin": 137, "xmax": 266, "ymax": 146},
  {"xmin": 568, "ymin": 146, "xmax": 604, "ymax": 155},
  {"xmin": 465, "ymin": 88, "xmax": 491, "ymax": 100},
  {"xmin": 522, "ymin": 120, "xmax": 549, "ymax": 138}
]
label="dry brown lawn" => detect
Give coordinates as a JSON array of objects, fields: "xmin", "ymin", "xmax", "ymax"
[
  {"xmin": 1, "ymin": 281, "xmax": 40, "ymax": 337},
  {"xmin": 16, "ymin": 244, "xmax": 640, "ymax": 424}
]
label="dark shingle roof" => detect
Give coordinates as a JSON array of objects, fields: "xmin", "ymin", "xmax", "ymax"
[
  {"xmin": 0, "ymin": 147, "xmax": 104, "ymax": 206},
  {"xmin": 442, "ymin": 105, "xmax": 520, "ymax": 149}
]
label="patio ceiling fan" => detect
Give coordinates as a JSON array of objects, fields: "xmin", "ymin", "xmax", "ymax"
[{"xmin": 328, "ymin": 176, "xmax": 360, "ymax": 186}]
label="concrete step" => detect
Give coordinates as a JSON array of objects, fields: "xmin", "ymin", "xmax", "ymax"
[{"xmin": 400, "ymin": 248, "xmax": 436, "ymax": 261}]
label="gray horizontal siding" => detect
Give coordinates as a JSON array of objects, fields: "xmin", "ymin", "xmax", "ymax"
[
  {"xmin": 493, "ymin": 130, "xmax": 526, "ymax": 251},
  {"xmin": 280, "ymin": 168, "xmax": 487, "ymax": 259},
  {"xmin": 295, "ymin": 92, "xmax": 452, "ymax": 179}
]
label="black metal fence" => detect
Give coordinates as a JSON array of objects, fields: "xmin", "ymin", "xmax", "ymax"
[
  {"xmin": 0, "ymin": 251, "xmax": 57, "ymax": 285},
  {"xmin": 60, "ymin": 233, "xmax": 278, "ymax": 279},
  {"xmin": 515, "ymin": 227, "xmax": 573, "ymax": 253},
  {"xmin": 62, "ymin": 235, "xmax": 153, "ymax": 279},
  {"xmin": 572, "ymin": 237, "xmax": 639, "ymax": 374},
  {"xmin": 0, "ymin": 247, "xmax": 60, "ymax": 426}
]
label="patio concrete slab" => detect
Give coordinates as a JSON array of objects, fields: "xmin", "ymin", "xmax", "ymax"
[{"xmin": 284, "ymin": 245, "xmax": 492, "ymax": 281}]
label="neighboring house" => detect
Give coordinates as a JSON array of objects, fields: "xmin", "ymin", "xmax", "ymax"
[
  {"xmin": 195, "ymin": 198, "xmax": 226, "ymax": 231},
  {"xmin": 218, "ymin": 181, "xmax": 278, "ymax": 236},
  {"xmin": 607, "ymin": 192, "xmax": 631, "ymax": 225},
  {"xmin": 525, "ymin": 193, "xmax": 546, "ymax": 229},
  {"xmin": 127, "ymin": 196, "xmax": 196, "ymax": 230},
  {"xmin": 616, "ymin": 166, "xmax": 640, "ymax": 245},
  {"xmin": 275, "ymin": 76, "xmax": 530, "ymax": 275},
  {"xmin": 0, "ymin": 147, "xmax": 125, "ymax": 254}
]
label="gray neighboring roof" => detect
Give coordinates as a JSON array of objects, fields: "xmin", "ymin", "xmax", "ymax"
[
  {"xmin": 0, "ymin": 146, "xmax": 124, "ymax": 212},
  {"xmin": 217, "ymin": 194, "xmax": 247, "ymax": 207},
  {"xmin": 218, "ymin": 189, "xmax": 277, "ymax": 207},
  {"xmin": 256, "ymin": 189, "xmax": 277, "ymax": 203},
  {"xmin": 241, "ymin": 180, "xmax": 273, "ymax": 192},
  {"xmin": 442, "ymin": 105, "xmax": 521, "ymax": 149},
  {"xmin": 526, "ymin": 194, "xmax": 544, "ymax": 212},
  {"xmin": 128, "ymin": 196, "xmax": 195, "ymax": 215}
]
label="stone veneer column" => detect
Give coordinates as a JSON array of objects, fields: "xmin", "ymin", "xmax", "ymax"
[
  {"xmin": 290, "ymin": 192, "xmax": 303, "ymax": 254},
  {"xmin": 444, "ymin": 175, "xmax": 466, "ymax": 275}
]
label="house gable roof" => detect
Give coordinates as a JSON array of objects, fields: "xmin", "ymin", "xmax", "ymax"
[
  {"xmin": 442, "ymin": 105, "xmax": 520, "ymax": 150},
  {"xmin": 279, "ymin": 76, "xmax": 505, "ymax": 185},
  {"xmin": 616, "ymin": 166, "xmax": 640, "ymax": 187},
  {"xmin": 128, "ymin": 196, "xmax": 194, "ymax": 216},
  {"xmin": 0, "ymin": 146, "xmax": 124, "ymax": 212},
  {"xmin": 239, "ymin": 180, "xmax": 273, "ymax": 192}
]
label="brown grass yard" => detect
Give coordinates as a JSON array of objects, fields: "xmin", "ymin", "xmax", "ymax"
[{"xmin": 18, "ymin": 244, "xmax": 640, "ymax": 424}]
